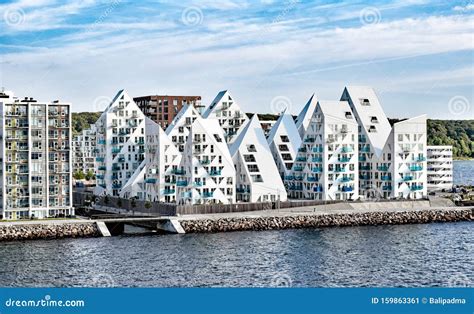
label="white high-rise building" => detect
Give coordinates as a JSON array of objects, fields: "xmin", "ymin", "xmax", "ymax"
[
  {"xmin": 230, "ymin": 115, "xmax": 287, "ymax": 202},
  {"xmin": 0, "ymin": 91, "xmax": 73, "ymax": 220},
  {"xmin": 94, "ymin": 90, "xmax": 147, "ymax": 197},
  {"xmin": 286, "ymin": 100, "xmax": 359, "ymax": 200},
  {"xmin": 427, "ymin": 146, "xmax": 453, "ymax": 191},
  {"xmin": 72, "ymin": 124, "xmax": 97, "ymax": 176},
  {"xmin": 175, "ymin": 116, "xmax": 236, "ymax": 205},
  {"xmin": 340, "ymin": 86, "xmax": 427, "ymax": 199},
  {"xmin": 202, "ymin": 90, "xmax": 249, "ymax": 144},
  {"xmin": 166, "ymin": 104, "xmax": 200, "ymax": 153},
  {"xmin": 267, "ymin": 110, "xmax": 302, "ymax": 180}
]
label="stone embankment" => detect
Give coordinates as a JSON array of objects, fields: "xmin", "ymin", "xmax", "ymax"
[
  {"xmin": 0, "ymin": 222, "xmax": 100, "ymax": 241},
  {"xmin": 180, "ymin": 208, "xmax": 474, "ymax": 233}
]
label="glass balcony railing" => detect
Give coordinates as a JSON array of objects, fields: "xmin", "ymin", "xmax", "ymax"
[
  {"xmin": 177, "ymin": 180, "xmax": 188, "ymax": 187},
  {"xmin": 312, "ymin": 167, "xmax": 323, "ymax": 173},
  {"xmin": 409, "ymin": 166, "xmax": 423, "ymax": 171},
  {"xmin": 377, "ymin": 165, "xmax": 389, "ymax": 171},
  {"xmin": 312, "ymin": 157, "xmax": 323, "ymax": 162},
  {"xmin": 313, "ymin": 186, "xmax": 323, "ymax": 192},
  {"xmin": 145, "ymin": 178, "xmax": 157, "ymax": 184}
]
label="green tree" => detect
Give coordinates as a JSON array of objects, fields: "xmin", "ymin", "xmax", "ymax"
[
  {"xmin": 85, "ymin": 170, "xmax": 95, "ymax": 181},
  {"xmin": 73, "ymin": 170, "xmax": 85, "ymax": 180}
]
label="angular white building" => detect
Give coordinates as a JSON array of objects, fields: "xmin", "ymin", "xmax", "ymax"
[
  {"xmin": 286, "ymin": 100, "xmax": 359, "ymax": 200},
  {"xmin": 230, "ymin": 115, "xmax": 287, "ymax": 202},
  {"xmin": 267, "ymin": 110, "xmax": 302, "ymax": 180},
  {"xmin": 340, "ymin": 86, "xmax": 427, "ymax": 199},
  {"xmin": 166, "ymin": 104, "xmax": 200, "ymax": 153},
  {"xmin": 72, "ymin": 124, "xmax": 97, "ymax": 176},
  {"xmin": 94, "ymin": 90, "xmax": 147, "ymax": 197},
  {"xmin": 427, "ymin": 145, "xmax": 453, "ymax": 191},
  {"xmin": 175, "ymin": 116, "xmax": 236, "ymax": 205},
  {"xmin": 202, "ymin": 90, "xmax": 249, "ymax": 144},
  {"xmin": 0, "ymin": 91, "xmax": 73, "ymax": 220}
]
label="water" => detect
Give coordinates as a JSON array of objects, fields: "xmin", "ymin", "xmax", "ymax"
[
  {"xmin": 0, "ymin": 222, "xmax": 472, "ymax": 287},
  {"xmin": 454, "ymin": 160, "xmax": 474, "ymax": 186}
]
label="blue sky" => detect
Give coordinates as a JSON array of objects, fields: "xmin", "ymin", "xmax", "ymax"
[{"xmin": 0, "ymin": 0, "xmax": 473, "ymax": 119}]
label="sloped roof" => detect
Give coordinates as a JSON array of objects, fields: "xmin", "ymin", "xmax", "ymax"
[
  {"xmin": 165, "ymin": 104, "xmax": 200, "ymax": 135},
  {"xmin": 267, "ymin": 110, "xmax": 302, "ymax": 148},
  {"xmin": 295, "ymin": 93, "xmax": 317, "ymax": 136},
  {"xmin": 317, "ymin": 100, "xmax": 358, "ymax": 125}
]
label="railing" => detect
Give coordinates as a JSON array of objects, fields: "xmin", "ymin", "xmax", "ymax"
[
  {"xmin": 341, "ymin": 147, "xmax": 353, "ymax": 153},
  {"xmin": 377, "ymin": 165, "xmax": 389, "ymax": 171},
  {"xmin": 312, "ymin": 167, "xmax": 323, "ymax": 173},
  {"xmin": 312, "ymin": 157, "xmax": 323, "ymax": 162},
  {"xmin": 209, "ymin": 170, "xmax": 221, "ymax": 176},
  {"xmin": 145, "ymin": 178, "xmax": 157, "ymax": 184},
  {"xmin": 409, "ymin": 166, "xmax": 423, "ymax": 171},
  {"xmin": 177, "ymin": 180, "xmax": 188, "ymax": 187}
]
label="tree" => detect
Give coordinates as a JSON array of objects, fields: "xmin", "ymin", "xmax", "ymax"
[
  {"xmin": 85, "ymin": 170, "xmax": 95, "ymax": 181},
  {"xmin": 73, "ymin": 170, "xmax": 85, "ymax": 180}
]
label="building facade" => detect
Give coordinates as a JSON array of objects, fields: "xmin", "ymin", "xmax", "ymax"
[
  {"xmin": 427, "ymin": 145, "xmax": 453, "ymax": 191},
  {"xmin": 134, "ymin": 95, "xmax": 202, "ymax": 129},
  {"xmin": 0, "ymin": 91, "xmax": 73, "ymax": 220},
  {"xmin": 72, "ymin": 124, "xmax": 97, "ymax": 176},
  {"xmin": 286, "ymin": 100, "xmax": 359, "ymax": 201}
]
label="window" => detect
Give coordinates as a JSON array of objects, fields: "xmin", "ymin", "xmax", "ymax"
[
  {"xmin": 247, "ymin": 144, "xmax": 257, "ymax": 152},
  {"xmin": 360, "ymin": 98, "xmax": 370, "ymax": 106},
  {"xmin": 280, "ymin": 135, "xmax": 289, "ymax": 143},
  {"xmin": 247, "ymin": 164, "xmax": 260, "ymax": 172}
]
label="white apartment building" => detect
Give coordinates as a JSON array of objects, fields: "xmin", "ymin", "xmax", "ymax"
[
  {"xmin": 202, "ymin": 90, "xmax": 249, "ymax": 144},
  {"xmin": 267, "ymin": 110, "xmax": 302, "ymax": 180},
  {"xmin": 166, "ymin": 104, "xmax": 200, "ymax": 152},
  {"xmin": 93, "ymin": 90, "xmax": 147, "ymax": 197},
  {"xmin": 230, "ymin": 115, "xmax": 287, "ymax": 202},
  {"xmin": 340, "ymin": 86, "xmax": 427, "ymax": 199},
  {"xmin": 286, "ymin": 100, "xmax": 359, "ymax": 200},
  {"xmin": 0, "ymin": 91, "xmax": 73, "ymax": 220},
  {"xmin": 175, "ymin": 117, "xmax": 236, "ymax": 205},
  {"xmin": 72, "ymin": 124, "xmax": 97, "ymax": 175},
  {"xmin": 295, "ymin": 93, "xmax": 317, "ymax": 138},
  {"xmin": 427, "ymin": 145, "xmax": 453, "ymax": 191}
]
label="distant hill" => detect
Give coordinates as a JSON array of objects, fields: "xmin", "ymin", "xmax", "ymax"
[
  {"xmin": 72, "ymin": 112, "xmax": 473, "ymax": 159},
  {"xmin": 72, "ymin": 112, "xmax": 101, "ymax": 134}
]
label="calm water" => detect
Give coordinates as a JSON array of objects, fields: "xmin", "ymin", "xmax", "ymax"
[
  {"xmin": 454, "ymin": 160, "xmax": 474, "ymax": 186},
  {"xmin": 0, "ymin": 222, "xmax": 472, "ymax": 287}
]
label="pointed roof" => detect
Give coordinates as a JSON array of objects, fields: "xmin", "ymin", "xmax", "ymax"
[
  {"xmin": 341, "ymin": 86, "xmax": 392, "ymax": 157},
  {"xmin": 202, "ymin": 90, "xmax": 229, "ymax": 118},
  {"xmin": 165, "ymin": 104, "xmax": 200, "ymax": 135},
  {"xmin": 317, "ymin": 100, "xmax": 358, "ymax": 125},
  {"xmin": 295, "ymin": 93, "xmax": 317, "ymax": 137},
  {"xmin": 267, "ymin": 110, "xmax": 302, "ymax": 147}
]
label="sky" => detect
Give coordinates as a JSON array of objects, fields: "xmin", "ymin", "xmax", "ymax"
[{"xmin": 0, "ymin": 0, "xmax": 473, "ymax": 119}]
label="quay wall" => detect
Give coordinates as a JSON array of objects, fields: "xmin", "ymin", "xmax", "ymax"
[
  {"xmin": 179, "ymin": 208, "xmax": 474, "ymax": 233},
  {"xmin": 0, "ymin": 221, "xmax": 100, "ymax": 241}
]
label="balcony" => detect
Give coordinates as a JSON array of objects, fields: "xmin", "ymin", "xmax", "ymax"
[
  {"xmin": 112, "ymin": 183, "xmax": 122, "ymax": 189},
  {"xmin": 111, "ymin": 174, "xmax": 118, "ymax": 180},
  {"xmin": 377, "ymin": 165, "xmax": 389, "ymax": 171},
  {"xmin": 284, "ymin": 175, "xmax": 294, "ymax": 180},
  {"xmin": 359, "ymin": 174, "xmax": 370, "ymax": 180},
  {"xmin": 298, "ymin": 147, "xmax": 307, "ymax": 153},
  {"xmin": 112, "ymin": 164, "xmax": 121, "ymax": 171},
  {"xmin": 313, "ymin": 186, "xmax": 323, "ymax": 192},
  {"xmin": 118, "ymin": 157, "xmax": 126, "ymax": 163},
  {"xmin": 411, "ymin": 185, "xmax": 424, "ymax": 191},
  {"xmin": 202, "ymin": 192, "xmax": 214, "ymax": 198},
  {"xmin": 359, "ymin": 156, "xmax": 367, "ymax": 162},
  {"xmin": 294, "ymin": 166, "xmax": 304, "ymax": 172},
  {"xmin": 340, "ymin": 177, "xmax": 352, "ymax": 183},
  {"xmin": 312, "ymin": 157, "xmax": 323, "ymax": 162},
  {"xmin": 98, "ymin": 139, "xmax": 106, "ymax": 145},
  {"xmin": 360, "ymin": 165, "xmax": 371, "ymax": 171},
  {"xmin": 312, "ymin": 167, "xmax": 323, "ymax": 173},
  {"xmin": 409, "ymin": 166, "xmax": 423, "ymax": 171},
  {"xmin": 163, "ymin": 189, "xmax": 175, "ymax": 195},
  {"xmin": 200, "ymin": 159, "xmax": 211, "ymax": 165},
  {"xmin": 236, "ymin": 187, "xmax": 250, "ymax": 193},
  {"xmin": 415, "ymin": 156, "xmax": 426, "ymax": 162},
  {"xmin": 288, "ymin": 185, "xmax": 303, "ymax": 191},
  {"xmin": 312, "ymin": 147, "xmax": 323, "ymax": 153},
  {"xmin": 340, "ymin": 186, "xmax": 353, "ymax": 192},
  {"xmin": 96, "ymin": 157, "xmax": 105, "ymax": 162},
  {"xmin": 359, "ymin": 136, "xmax": 367, "ymax": 143},
  {"xmin": 171, "ymin": 169, "xmax": 186, "ymax": 175},
  {"xmin": 382, "ymin": 186, "xmax": 392, "ymax": 191},
  {"xmin": 96, "ymin": 174, "xmax": 104, "ymax": 179},
  {"xmin": 403, "ymin": 176, "xmax": 414, "ymax": 182},
  {"xmin": 145, "ymin": 178, "xmax": 157, "ymax": 184},
  {"xmin": 209, "ymin": 170, "xmax": 221, "ymax": 176},
  {"xmin": 177, "ymin": 180, "xmax": 188, "ymax": 187},
  {"xmin": 98, "ymin": 166, "xmax": 106, "ymax": 171},
  {"xmin": 307, "ymin": 177, "xmax": 318, "ymax": 182},
  {"xmin": 296, "ymin": 157, "xmax": 307, "ymax": 162},
  {"xmin": 304, "ymin": 137, "xmax": 315, "ymax": 143},
  {"xmin": 360, "ymin": 146, "xmax": 370, "ymax": 152},
  {"xmin": 334, "ymin": 168, "xmax": 346, "ymax": 173},
  {"xmin": 341, "ymin": 147, "xmax": 353, "ymax": 153},
  {"xmin": 338, "ymin": 157, "xmax": 351, "ymax": 163},
  {"xmin": 381, "ymin": 175, "xmax": 392, "ymax": 181},
  {"xmin": 193, "ymin": 181, "xmax": 203, "ymax": 187}
]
